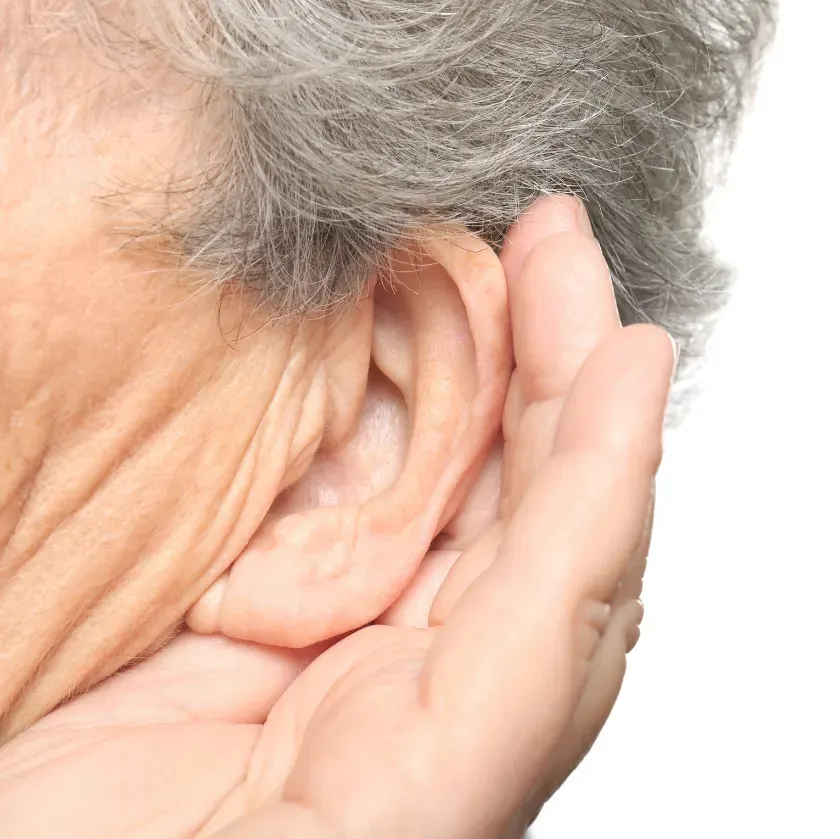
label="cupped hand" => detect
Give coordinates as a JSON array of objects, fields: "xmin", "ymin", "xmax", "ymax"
[{"xmin": 0, "ymin": 198, "xmax": 675, "ymax": 838}]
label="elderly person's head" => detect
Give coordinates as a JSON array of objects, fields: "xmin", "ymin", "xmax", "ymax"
[{"xmin": 0, "ymin": 0, "xmax": 770, "ymax": 739}]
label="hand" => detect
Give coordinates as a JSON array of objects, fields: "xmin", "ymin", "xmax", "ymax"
[{"xmin": 0, "ymin": 198, "xmax": 675, "ymax": 838}]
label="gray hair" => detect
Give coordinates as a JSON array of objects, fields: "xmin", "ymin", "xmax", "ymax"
[{"xmin": 107, "ymin": 0, "xmax": 774, "ymax": 352}]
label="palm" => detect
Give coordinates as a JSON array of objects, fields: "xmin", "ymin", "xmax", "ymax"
[
  {"xmin": 0, "ymin": 631, "xmax": 308, "ymax": 836},
  {"xmin": 0, "ymin": 402, "xmax": 530, "ymax": 837},
  {"xmin": 0, "ymin": 504, "xmax": 505, "ymax": 838}
]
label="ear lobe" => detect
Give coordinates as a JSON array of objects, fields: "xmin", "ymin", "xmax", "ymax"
[{"xmin": 187, "ymin": 230, "xmax": 511, "ymax": 648}]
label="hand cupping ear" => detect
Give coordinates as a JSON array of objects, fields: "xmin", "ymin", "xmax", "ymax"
[
  {"xmin": 0, "ymin": 197, "xmax": 674, "ymax": 839},
  {"xmin": 213, "ymin": 197, "xmax": 674, "ymax": 839}
]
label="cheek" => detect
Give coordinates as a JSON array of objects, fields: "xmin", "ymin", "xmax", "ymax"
[
  {"xmin": 0, "ymin": 230, "xmax": 311, "ymax": 737},
  {"xmin": 0, "ymin": 47, "xmax": 320, "ymax": 734}
]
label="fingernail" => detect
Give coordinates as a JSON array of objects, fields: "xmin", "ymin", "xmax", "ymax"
[
  {"xmin": 540, "ymin": 194, "xmax": 592, "ymax": 237},
  {"xmin": 667, "ymin": 333, "xmax": 681, "ymax": 383},
  {"xmin": 573, "ymin": 197, "xmax": 594, "ymax": 237}
]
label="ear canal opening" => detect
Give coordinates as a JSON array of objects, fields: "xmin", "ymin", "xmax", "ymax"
[{"xmin": 270, "ymin": 359, "xmax": 411, "ymax": 516}]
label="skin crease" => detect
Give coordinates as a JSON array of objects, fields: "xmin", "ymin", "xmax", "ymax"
[
  {"xmin": 2, "ymin": 8, "xmax": 512, "ymax": 735},
  {"xmin": 0, "ymin": 58, "xmax": 372, "ymax": 737},
  {"xmin": 0, "ymin": 9, "xmax": 675, "ymax": 838}
]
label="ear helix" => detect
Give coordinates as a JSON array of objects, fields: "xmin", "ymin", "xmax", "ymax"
[{"xmin": 189, "ymin": 231, "xmax": 512, "ymax": 647}]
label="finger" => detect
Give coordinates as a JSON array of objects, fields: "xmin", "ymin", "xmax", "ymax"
[
  {"xmin": 613, "ymin": 485, "xmax": 655, "ymax": 616},
  {"xmin": 499, "ymin": 196, "xmax": 595, "ymax": 449},
  {"xmin": 508, "ymin": 230, "xmax": 620, "ymax": 408},
  {"xmin": 535, "ymin": 598, "xmax": 644, "ymax": 797},
  {"xmin": 392, "ymin": 203, "xmax": 630, "ymax": 626},
  {"xmin": 433, "ymin": 199, "xmax": 618, "ymax": 606},
  {"xmin": 545, "ymin": 499, "xmax": 653, "ymax": 792},
  {"xmin": 421, "ymin": 326, "xmax": 674, "ymax": 790},
  {"xmin": 500, "ymin": 196, "xmax": 617, "ymax": 412},
  {"xmin": 427, "ymin": 523, "xmax": 504, "ymax": 626},
  {"xmin": 433, "ymin": 436, "xmax": 503, "ymax": 550},
  {"xmin": 419, "ymin": 201, "xmax": 617, "ymax": 609},
  {"xmin": 377, "ymin": 550, "xmax": 461, "ymax": 627},
  {"xmin": 499, "ymin": 204, "xmax": 621, "ymax": 514}
]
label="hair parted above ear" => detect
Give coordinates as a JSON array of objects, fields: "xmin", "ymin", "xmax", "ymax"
[
  {"xmin": 187, "ymin": 229, "xmax": 512, "ymax": 647},
  {"xmin": 96, "ymin": 0, "xmax": 773, "ymax": 356}
]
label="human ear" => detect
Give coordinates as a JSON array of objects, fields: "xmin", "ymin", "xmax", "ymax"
[{"xmin": 187, "ymin": 230, "xmax": 511, "ymax": 647}]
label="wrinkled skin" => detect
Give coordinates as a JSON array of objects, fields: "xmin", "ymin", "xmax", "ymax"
[{"xmin": 0, "ymin": 198, "xmax": 675, "ymax": 837}]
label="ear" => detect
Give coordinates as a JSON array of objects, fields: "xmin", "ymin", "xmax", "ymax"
[{"xmin": 187, "ymin": 229, "xmax": 511, "ymax": 648}]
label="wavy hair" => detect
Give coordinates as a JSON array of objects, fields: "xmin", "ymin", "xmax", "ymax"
[{"xmin": 113, "ymin": 0, "xmax": 774, "ymax": 352}]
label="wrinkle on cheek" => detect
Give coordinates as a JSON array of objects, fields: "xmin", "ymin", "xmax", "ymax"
[
  {"xmin": 0, "ymin": 39, "xmax": 353, "ymax": 740},
  {"xmin": 0, "ymin": 254, "xmax": 319, "ymax": 740}
]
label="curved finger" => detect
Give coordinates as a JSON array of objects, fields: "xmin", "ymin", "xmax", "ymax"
[
  {"xmin": 500, "ymin": 196, "xmax": 618, "ymax": 415},
  {"xmin": 508, "ymin": 229, "xmax": 621, "ymax": 407},
  {"xmin": 541, "ymin": 497, "xmax": 654, "ymax": 791},
  {"xmin": 613, "ymin": 485, "xmax": 654, "ymax": 612},
  {"xmin": 421, "ymin": 325, "xmax": 675, "ymax": 793},
  {"xmin": 537, "ymin": 598, "xmax": 644, "ymax": 798},
  {"xmin": 499, "ymin": 196, "xmax": 598, "ymax": 450},
  {"xmin": 499, "ymin": 201, "xmax": 622, "ymax": 514}
]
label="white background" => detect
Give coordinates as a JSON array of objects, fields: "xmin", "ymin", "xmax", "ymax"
[{"xmin": 534, "ymin": 2, "xmax": 840, "ymax": 836}]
